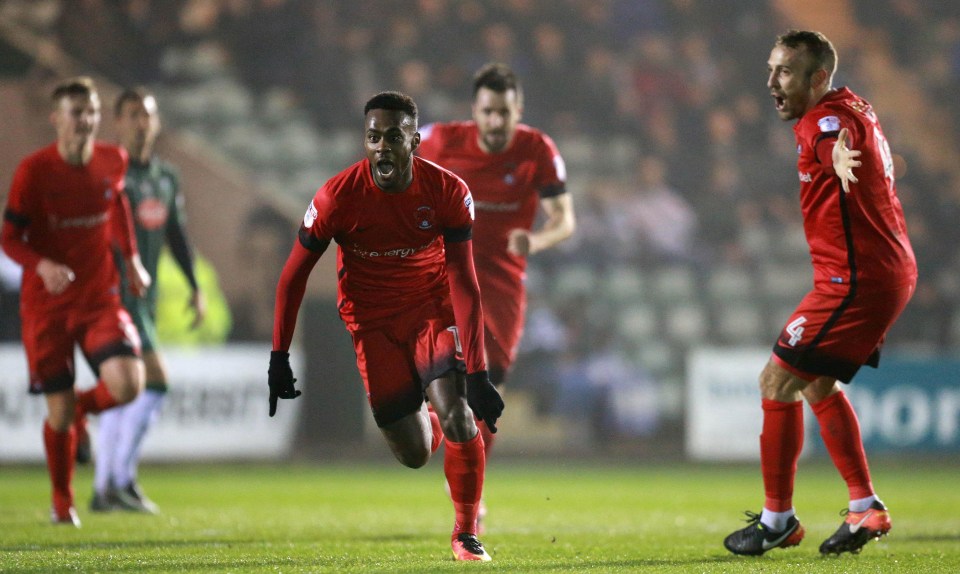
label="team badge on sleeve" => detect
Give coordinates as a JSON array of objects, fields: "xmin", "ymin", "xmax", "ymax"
[
  {"xmin": 817, "ymin": 115, "xmax": 840, "ymax": 133},
  {"xmin": 464, "ymin": 193, "xmax": 475, "ymax": 221},
  {"xmin": 303, "ymin": 201, "xmax": 318, "ymax": 228}
]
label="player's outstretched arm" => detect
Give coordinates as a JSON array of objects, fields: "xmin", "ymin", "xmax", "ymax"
[
  {"xmin": 507, "ymin": 193, "xmax": 576, "ymax": 256},
  {"xmin": 832, "ymin": 127, "xmax": 862, "ymax": 194},
  {"xmin": 444, "ymin": 237, "xmax": 504, "ymax": 430},
  {"xmin": 268, "ymin": 239, "xmax": 325, "ymax": 417}
]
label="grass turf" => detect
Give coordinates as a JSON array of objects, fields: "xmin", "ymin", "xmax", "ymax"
[{"xmin": 1, "ymin": 458, "xmax": 958, "ymax": 573}]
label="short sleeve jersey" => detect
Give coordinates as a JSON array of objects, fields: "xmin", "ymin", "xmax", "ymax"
[
  {"xmin": 418, "ymin": 122, "xmax": 566, "ymax": 283},
  {"xmin": 122, "ymin": 158, "xmax": 183, "ymax": 306},
  {"xmin": 794, "ymin": 87, "xmax": 916, "ymax": 292},
  {"xmin": 3, "ymin": 142, "xmax": 129, "ymax": 312},
  {"xmin": 298, "ymin": 156, "xmax": 475, "ymax": 323}
]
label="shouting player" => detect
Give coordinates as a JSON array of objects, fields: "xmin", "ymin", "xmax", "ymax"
[
  {"xmin": 1, "ymin": 77, "xmax": 150, "ymax": 526},
  {"xmin": 267, "ymin": 91, "xmax": 504, "ymax": 561},
  {"xmin": 417, "ymin": 63, "xmax": 575, "ymax": 529},
  {"xmin": 90, "ymin": 88, "xmax": 206, "ymax": 515},
  {"xmin": 723, "ymin": 30, "xmax": 916, "ymax": 557}
]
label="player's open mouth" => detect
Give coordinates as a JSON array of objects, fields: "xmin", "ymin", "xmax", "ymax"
[
  {"xmin": 376, "ymin": 160, "xmax": 395, "ymax": 178},
  {"xmin": 773, "ymin": 94, "xmax": 785, "ymax": 111}
]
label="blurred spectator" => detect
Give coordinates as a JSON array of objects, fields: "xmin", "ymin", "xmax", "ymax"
[{"xmin": 230, "ymin": 205, "xmax": 294, "ymax": 341}]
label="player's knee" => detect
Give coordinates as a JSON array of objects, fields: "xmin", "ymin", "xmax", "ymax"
[
  {"xmin": 394, "ymin": 445, "xmax": 431, "ymax": 469},
  {"xmin": 439, "ymin": 400, "xmax": 477, "ymax": 443},
  {"xmin": 759, "ymin": 361, "xmax": 805, "ymax": 401}
]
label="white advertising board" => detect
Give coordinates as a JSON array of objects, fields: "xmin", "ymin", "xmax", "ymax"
[
  {"xmin": 685, "ymin": 347, "xmax": 813, "ymax": 461},
  {"xmin": 0, "ymin": 343, "xmax": 301, "ymax": 461}
]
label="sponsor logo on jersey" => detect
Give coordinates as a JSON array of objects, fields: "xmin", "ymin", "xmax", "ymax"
[
  {"xmin": 49, "ymin": 211, "xmax": 109, "ymax": 230},
  {"xmin": 136, "ymin": 197, "xmax": 168, "ymax": 231},
  {"xmin": 303, "ymin": 201, "xmax": 318, "ymax": 228},
  {"xmin": 786, "ymin": 316, "xmax": 807, "ymax": 347},
  {"xmin": 474, "ymin": 200, "xmax": 521, "ymax": 212},
  {"xmin": 347, "ymin": 237, "xmax": 436, "ymax": 259},
  {"xmin": 416, "ymin": 205, "xmax": 435, "ymax": 230},
  {"xmin": 817, "ymin": 115, "xmax": 840, "ymax": 132},
  {"xmin": 799, "ymin": 172, "xmax": 812, "ymax": 183},
  {"xmin": 464, "ymin": 193, "xmax": 475, "ymax": 220}
]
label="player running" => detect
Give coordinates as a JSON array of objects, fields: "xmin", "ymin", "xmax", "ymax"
[
  {"xmin": 90, "ymin": 88, "xmax": 206, "ymax": 515},
  {"xmin": 267, "ymin": 91, "xmax": 503, "ymax": 561},
  {"xmin": 723, "ymin": 30, "xmax": 916, "ymax": 557},
  {"xmin": 417, "ymin": 63, "xmax": 575, "ymax": 529},
  {"xmin": 1, "ymin": 76, "xmax": 150, "ymax": 526}
]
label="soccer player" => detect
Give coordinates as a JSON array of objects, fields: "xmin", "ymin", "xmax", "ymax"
[
  {"xmin": 417, "ymin": 63, "xmax": 575, "ymax": 526},
  {"xmin": 1, "ymin": 76, "xmax": 151, "ymax": 527},
  {"xmin": 90, "ymin": 88, "xmax": 206, "ymax": 515},
  {"xmin": 267, "ymin": 91, "xmax": 504, "ymax": 561},
  {"xmin": 723, "ymin": 30, "xmax": 916, "ymax": 557}
]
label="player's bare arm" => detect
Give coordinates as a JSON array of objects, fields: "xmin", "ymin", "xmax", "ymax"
[
  {"xmin": 36, "ymin": 258, "xmax": 76, "ymax": 295},
  {"xmin": 506, "ymin": 193, "xmax": 576, "ymax": 256},
  {"xmin": 188, "ymin": 289, "xmax": 207, "ymax": 329},
  {"xmin": 125, "ymin": 254, "xmax": 151, "ymax": 297},
  {"xmin": 832, "ymin": 127, "xmax": 861, "ymax": 194}
]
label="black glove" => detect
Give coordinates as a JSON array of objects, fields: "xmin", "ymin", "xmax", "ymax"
[
  {"xmin": 465, "ymin": 370, "xmax": 504, "ymax": 433},
  {"xmin": 268, "ymin": 350, "xmax": 301, "ymax": 417}
]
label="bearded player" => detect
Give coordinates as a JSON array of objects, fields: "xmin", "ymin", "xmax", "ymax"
[
  {"xmin": 417, "ymin": 63, "xmax": 576, "ymax": 530},
  {"xmin": 723, "ymin": 30, "xmax": 916, "ymax": 557}
]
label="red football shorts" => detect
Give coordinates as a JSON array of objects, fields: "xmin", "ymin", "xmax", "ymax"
[
  {"xmin": 23, "ymin": 298, "xmax": 141, "ymax": 394},
  {"xmin": 478, "ymin": 273, "xmax": 526, "ymax": 377},
  {"xmin": 772, "ymin": 282, "xmax": 914, "ymax": 383},
  {"xmin": 347, "ymin": 296, "xmax": 462, "ymax": 427}
]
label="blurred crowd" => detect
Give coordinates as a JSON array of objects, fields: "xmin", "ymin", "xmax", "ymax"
[{"xmin": 3, "ymin": 0, "xmax": 959, "ymax": 437}]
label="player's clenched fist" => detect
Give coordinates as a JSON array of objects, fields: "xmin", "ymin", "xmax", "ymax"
[
  {"xmin": 268, "ymin": 350, "xmax": 301, "ymax": 417},
  {"xmin": 465, "ymin": 371, "xmax": 504, "ymax": 432}
]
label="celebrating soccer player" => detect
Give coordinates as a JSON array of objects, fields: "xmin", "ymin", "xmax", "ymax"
[
  {"xmin": 267, "ymin": 91, "xmax": 503, "ymax": 561},
  {"xmin": 723, "ymin": 30, "xmax": 917, "ymax": 557},
  {"xmin": 1, "ymin": 77, "xmax": 150, "ymax": 526},
  {"xmin": 417, "ymin": 63, "xmax": 575, "ymax": 530},
  {"xmin": 89, "ymin": 88, "xmax": 206, "ymax": 515}
]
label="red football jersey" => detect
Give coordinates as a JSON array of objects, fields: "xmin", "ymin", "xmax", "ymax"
[
  {"xmin": 2, "ymin": 142, "xmax": 134, "ymax": 312},
  {"xmin": 418, "ymin": 122, "xmax": 566, "ymax": 282},
  {"xmin": 794, "ymin": 88, "xmax": 916, "ymax": 292},
  {"xmin": 299, "ymin": 156, "xmax": 475, "ymax": 323}
]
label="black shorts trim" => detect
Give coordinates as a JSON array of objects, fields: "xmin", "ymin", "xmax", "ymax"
[
  {"xmin": 772, "ymin": 343, "xmax": 879, "ymax": 383},
  {"xmin": 86, "ymin": 340, "xmax": 140, "ymax": 376},
  {"xmin": 28, "ymin": 371, "xmax": 74, "ymax": 395}
]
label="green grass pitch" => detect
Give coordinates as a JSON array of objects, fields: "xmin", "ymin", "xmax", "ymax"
[{"xmin": 1, "ymin": 458, "xmax": 958, "ymax": 573}]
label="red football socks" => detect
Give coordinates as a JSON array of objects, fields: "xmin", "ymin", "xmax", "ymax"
[
  {"xmin": 444, "ymin": 432, "xmax": 485, "ymax": 536},
  {"xmin": 43, "ymin": 421, "xmax": 76, "ymax": 514},
  {"xmin": 75, "ymin": 380, "xmax": 118, "ymax": 416},
  {"xmin": 812, "ymin": 391, "xmax": 874, "ymax": 500},
  {"xmin": 429, "ymin": 409, "xmax": 444, "ymax": 454},
  {"xmin": 477, "ymin": 419, "xmax": 495, "ymax": 459},
  {"xmin": 761, "ymin": 399, "xmax": 804, "ymax": 512}
]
